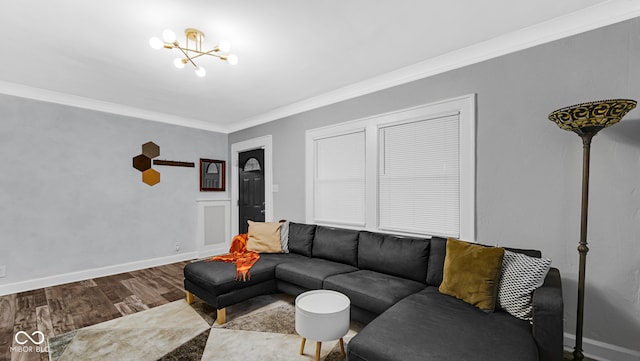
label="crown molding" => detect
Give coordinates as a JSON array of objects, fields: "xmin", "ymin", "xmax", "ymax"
[
  {"xmin": 227, "ymin": 1, "xmax": 640, "ymax": 133},
  {"xmin": 0, "ymin": 81, "xmax": 227, "ymax": 133}
]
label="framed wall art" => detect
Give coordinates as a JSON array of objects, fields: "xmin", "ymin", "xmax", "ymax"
[{"xmin": 200, "ymin": 159, "xmax": 225, "ymax": 191}]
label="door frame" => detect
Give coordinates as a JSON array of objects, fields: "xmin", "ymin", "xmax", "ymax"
[{"xmin": 231, "ymin": 135, "xmax": 273, "ymax": 236}]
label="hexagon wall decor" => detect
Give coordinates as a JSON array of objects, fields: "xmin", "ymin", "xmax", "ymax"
[
  {"xmin": 132, "ymin": 154, "xmax": 152, "ymax": 172},
  {"xmin": 142, "ymin": 169, "xmax": 161, "ymax": 186},
  {"xmin": 142, "ymin": 141, "xmax": 160, "ymax": 158}
]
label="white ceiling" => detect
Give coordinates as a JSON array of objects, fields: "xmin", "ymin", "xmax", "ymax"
[{"xmin": 0, "ymin": 0, "xmax": 638, "ymax": 133}]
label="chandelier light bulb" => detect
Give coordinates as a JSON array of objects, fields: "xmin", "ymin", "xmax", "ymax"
[
  {"xmin": 218, "ymin": 40, "xmax": 231, "ymax": 52},
  {"xmin": 149, "ymin": 37, "xmax": 164, "ymax": 50},
  {"xmin": 195, "ymin": 66, "xmax": 206, "ymax": 77},
  {"xmin": 162, "ymin": 29, "xmax": 176, "ymax": 43},
  {"xmin": 173, "ymin": 58, "xmax": 185, "ymax": 69},
  {"xmin": 227, "ymin": 54, "xmax": 239, "ymax": 65}
]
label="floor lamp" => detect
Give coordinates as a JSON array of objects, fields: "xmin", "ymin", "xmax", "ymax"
[{"xmin": 548, "ymin": 99, "xmax": 637, "ymax": 361}]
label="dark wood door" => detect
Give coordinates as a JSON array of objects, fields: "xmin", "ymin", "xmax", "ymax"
[{"xmin": 238, "ymin": 149, "xmax": 265, "ymax": 233}]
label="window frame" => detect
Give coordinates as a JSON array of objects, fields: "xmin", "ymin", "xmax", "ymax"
[{"xmin": 305, "ymin": 94, "xmax": 475, "ymax": 241}]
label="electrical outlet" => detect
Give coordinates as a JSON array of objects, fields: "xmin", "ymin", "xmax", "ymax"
[
  {"xmin": 0, "ymin": 265, "xmax": 6, "ymax": 278},
  {"xmin": 175, "ymin": 242, "xmax": 180, "ymax": 252}
]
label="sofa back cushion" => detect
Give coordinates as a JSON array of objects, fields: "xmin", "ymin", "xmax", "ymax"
[
  {"xmin": 358, "ymin": 232, "xmax": 430, "ymax": 283},
  {"xmin": 426, "ymin": 236, "xmax": 448, "ymax": 286},
  {"xmin": 505, "ymin": 247, "xmax": 541, "ymax": 258},
  {"xmin": 312, "ymin": 226, "xmax": 359, "ymax": 267},
  {"xmin": 288, "ymin": 222, "xmax": 316, "ymax": 257}
]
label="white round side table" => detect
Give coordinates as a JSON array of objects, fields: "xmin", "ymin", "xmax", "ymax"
[{"xmin": 295, "ymin": 289, "xmax": 350, "ymax": 361}]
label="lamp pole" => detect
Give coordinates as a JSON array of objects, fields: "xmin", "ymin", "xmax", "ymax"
[{"xmin": 572, "ymin": 133, "xmax": 594, "ymax": 361}]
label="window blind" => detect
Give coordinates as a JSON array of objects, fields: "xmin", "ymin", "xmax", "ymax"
[
  {"xmin": 314, "ymin": 130, "xmax": 366, "ymax": 226},
  {"xmin": 378, "ymin": 114, "xmax": 460, "ymax": 237}
]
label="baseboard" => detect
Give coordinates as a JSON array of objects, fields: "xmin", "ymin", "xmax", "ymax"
[
  {"xmin": 564, "ymin": 333, "xmax": 640, "ymax": 361},
  {"xmin": 197, "ymin": 245, "xmax": 228, "ymax": 259},
  {"xmin": 0, "ymin": 252, "xmax": 199, "ymax": 296}
]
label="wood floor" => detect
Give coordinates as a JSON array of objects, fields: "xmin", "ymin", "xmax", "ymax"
[{"xmin": 0, "ymin": 261, "xmax": 190, "ymax": 361}]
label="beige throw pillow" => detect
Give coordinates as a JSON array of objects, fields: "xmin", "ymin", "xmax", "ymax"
[{"xmin": 246, "ymin": 221, "xmax": 283, "ymax": 253}]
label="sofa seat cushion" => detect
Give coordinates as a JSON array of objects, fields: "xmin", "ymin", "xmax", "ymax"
[
  {"xmin": 347, "ymin": 287, "xmax": 538, "ymax": 361},
  {"xmin": 184, "ymin": 253, "xmax": 308, "ymax": 295},
  {"xmin": 275, "ymin": 258, "xmax": 357, "ymax": 290},
  {"xmin": 257, "ymin": 252, "xmax": 310, "ymax": 266},
  {"xmin": 323, "ymin": 270, "xmax": 426, "ymax": 315}
]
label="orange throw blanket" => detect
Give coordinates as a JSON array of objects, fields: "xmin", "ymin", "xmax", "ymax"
[{"xmin": 207, "ymin": 234, "xmax": 260, "ymax": 281}]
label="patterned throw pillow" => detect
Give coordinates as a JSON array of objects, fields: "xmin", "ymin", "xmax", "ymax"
[{"xmin": 497, "ymin": 250, "xmax": 551, "ymax": 321}]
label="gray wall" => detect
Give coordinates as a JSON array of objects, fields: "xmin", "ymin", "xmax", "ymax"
[
  {"xmin": 0, "ymin": 95, "xmax": 227, "ymax": 286},
  {"xmin": 229, "ymin": 18, "xmax": 640, "ymax": 355}
]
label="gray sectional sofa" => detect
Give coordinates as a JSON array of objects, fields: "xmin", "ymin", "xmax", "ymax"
[{"xmin": 183, "ymin": 222, "xmax": 563, "ymax": 361}]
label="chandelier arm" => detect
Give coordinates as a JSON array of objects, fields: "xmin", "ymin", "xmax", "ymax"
[
  {"xmin": 187, "ymin": 50, "xmax": 223, "ymax": 61},
  {"xmin": 175, "ymin": 46, "xmax": 198, "ymax": 68},
  {"xmin": 174, "ymin": 46, "xmax": 222, "ymax": 59}
]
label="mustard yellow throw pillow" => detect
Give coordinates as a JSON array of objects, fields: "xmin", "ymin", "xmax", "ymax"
[
  {"xmin": 438, "ymin": 238, "xmax": 505, "ymax": 311},
  {"xmin": 246, "ymin": 221, "xmax": 283, "ymax": 253}
]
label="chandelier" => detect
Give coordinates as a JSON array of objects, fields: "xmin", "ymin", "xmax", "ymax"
[{"xmin": 149, "ymin": 28, "xmax": 238, "ymax": 77}]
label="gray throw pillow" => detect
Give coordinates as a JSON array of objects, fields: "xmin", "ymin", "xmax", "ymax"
[{"xmin": 279, "ymin": 221, "xmax": 289, "ymax": 253}]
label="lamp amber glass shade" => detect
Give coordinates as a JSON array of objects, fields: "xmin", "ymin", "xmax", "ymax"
[{"xmin": 548, "ymin": 99, "xmax": 637, "ymax": 135}]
